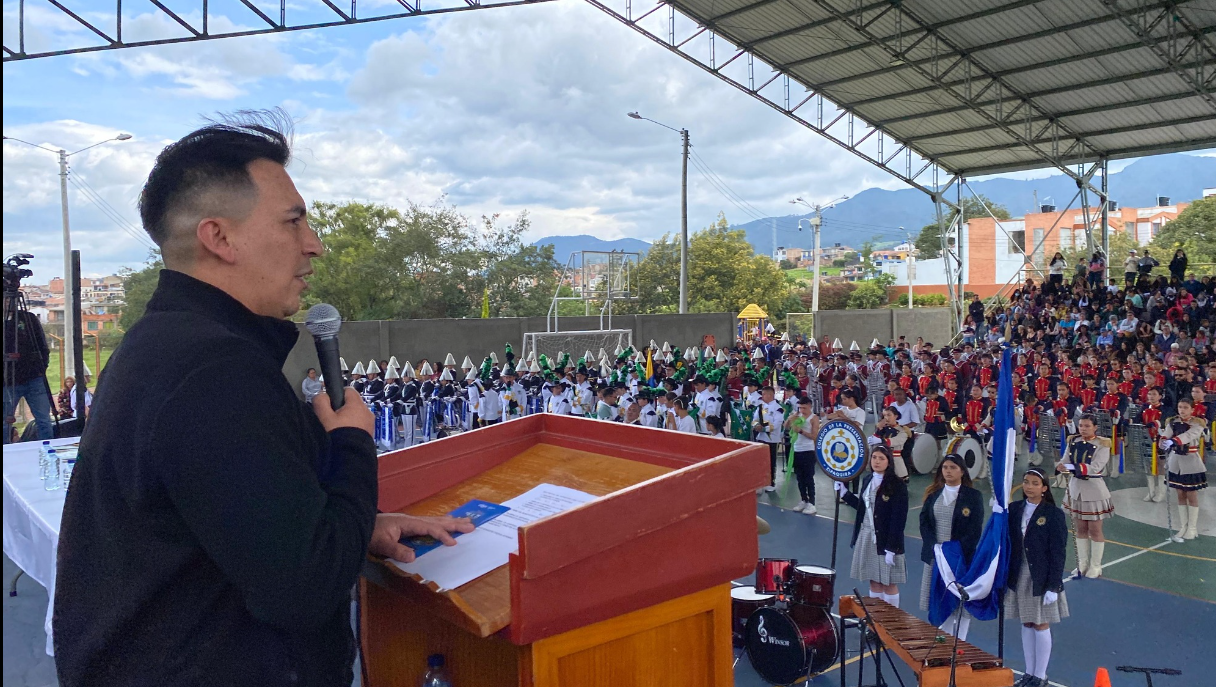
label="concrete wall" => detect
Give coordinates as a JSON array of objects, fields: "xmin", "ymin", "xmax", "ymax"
[
  {"xmin": 283, "ymin": 313, "xmax": 735, "ymax": 395},
  {"xmin": 812, "ymin": 307, "xmax": 954, "ymax": 348}
]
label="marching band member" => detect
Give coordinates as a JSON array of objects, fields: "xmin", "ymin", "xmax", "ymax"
[
  {"xmin": 784, "ymin": 396, "xmax": 820, "ymax": 514},
  {"xmin": 836, "ymin": 445, "xmax": 909, "ymax": 608},
  {"xmin": 1140, "ymin": 387, "xmax": 1167, "ymax": 502},
  {"xmin": 546, "ymin": 380, "xmax": 573, "ymax": 415},
  {"xmin": 919, "ymin": 454, "xmax": 984, "ymax": 641},
  {"xmin": 349, "ymin": 361, "xmax": 366, "ymax": 395},
  {"xmin": 1056, "ymin": 415, "xmax": 1113, "ymax": 578},
  {"xmin": 571, "ymin": 366, "xmax": 594, "ymax": 417},
  {"xmin": 873, "ymin": 406, "xmax": 912, "ymax": 481},
  {"xmin": 398, "ymin": 363, "xmax": 421, "ymax": 445},
  {"xmin": 1007, "ymin": 469, "xmax": 1068, "ymax": 687},
  {"xmin": 753, "ymin": 385, "xmax": 785, "ymax": 493},
  {"xmin": 1160, "ymin": 398, "xmax": 1208, "ymax": 542},
  {"xmin": 363, "ymin": 360, "xmax": 385, "ymax": 401},
  {"xmin": 668, "ymin": 398, "xmax": 698, "ymax": 434},
  {"xmin": 637, "ymin": 390, "xmax": 661, "ymax": 428},
  {"xmin": 464, "ymin": 369, "xmax": 482, "ymax": 429},
  {"xmin": 963, "ymin": 384, "xmax": 992, "ymax": 444}
]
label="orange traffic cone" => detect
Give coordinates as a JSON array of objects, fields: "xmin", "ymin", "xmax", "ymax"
[{"xmin": 1093, "ymin": 667, "xmax": 1111, "ymax": 687}]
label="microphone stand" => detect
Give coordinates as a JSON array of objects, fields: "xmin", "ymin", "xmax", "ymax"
[{"xmin": 947, "ymin": 581, "xmax": 969, "ymax": 687}]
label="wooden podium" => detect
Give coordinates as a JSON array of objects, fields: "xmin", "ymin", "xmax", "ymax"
[{"xmin": 360, "ymin": 414, "xmax": 768, "ymax": 687}]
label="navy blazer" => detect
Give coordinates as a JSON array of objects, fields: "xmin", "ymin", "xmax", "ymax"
[
  {"xmin": 842, "ymin": 473, "xmax": 908, "ymax": 555},
  {"xmin": 919, "ymin": 485, "xmax": 984, "ymax": 565},
  {"xmin": 1007, "ymin": 499, "xmax": 1067, "ymax": 597}
]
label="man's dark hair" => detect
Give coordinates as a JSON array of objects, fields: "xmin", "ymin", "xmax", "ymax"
[{"xmin": 139, "ymin": 109, "xmax": 293, "ymax": 261}]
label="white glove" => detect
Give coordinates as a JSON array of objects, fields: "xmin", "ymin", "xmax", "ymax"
[
  {"xmin": 1059, "ymin": 463, "xmax": 1075, "ymax": 472},
  {"xmin": 1042, "ymin": 590, "xmax": 1058, "ymax": 606},
  {"xmin": 834, "ymin": 481, "xmax": 848, "ymax": 496},
  {"xmin": 884, "ymin": 550, "xmax": 896, "ymax": 567},
  {"xmin": 1158, "ymin": 438, "xmax": 1174, "ymax": 451}
]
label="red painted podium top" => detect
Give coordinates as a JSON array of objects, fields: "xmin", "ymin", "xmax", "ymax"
[{"xmin": 372, "ymin": 414, "xmax": 769, "ymax": 644}]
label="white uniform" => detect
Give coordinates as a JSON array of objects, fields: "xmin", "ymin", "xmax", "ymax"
[
  {"xmin": 547, "ymin": 393, "xmax": 572, "ymax": 415},
  {"xmin": 638, "ymin": 402, "xmax": 661, "ymax": 428},
  {"xmin": 500, "ymin": 382, "xmax": 527, "ymax": 422},
  {"xmin": 479, "ymin": 387, "xmax": 502, "ymax": 423},
  {"xmin": 672, "ymin": 413, "xmax": 698, "ymax": 434},
  {"xmin": 753, "ymin": 400, "xmax": 785, "ymax": 443},
  {"xmin": 571, "ymin": 382, "xmax": 594, "ymax": 416}
]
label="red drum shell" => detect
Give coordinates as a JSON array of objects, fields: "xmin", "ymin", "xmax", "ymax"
[
  {"xmin": 789, "ymin": 565, "xmax": 836, "ymax": 608},
  {"xmin": 754, "ymin": 557, "xmax": 797, "ymax": 595},
  {"xmin": 730, "ymin": 587, "xmax": 775, "ymax": 647}
]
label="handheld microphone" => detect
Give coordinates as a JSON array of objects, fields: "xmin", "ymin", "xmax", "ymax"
[{"xmin": 305, "ymin": 303, "xmax": 345, "ymax": 411}]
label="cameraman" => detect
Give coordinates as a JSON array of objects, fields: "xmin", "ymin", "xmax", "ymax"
[{"xmin": 3, "ymin": 305, "xmax": 54, "ymax": 443}]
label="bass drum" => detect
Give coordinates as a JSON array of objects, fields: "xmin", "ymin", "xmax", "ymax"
[
  {"xmin": 910, "ymin": 433, "xmax": 941, "ymax": 474},
  {"xmin": 945, "ymin": 435, "xmax": 987, "ymax": 480},
  {"xmin": 745, "ymin": 605, "xmax": 839, "ymax": 685}
]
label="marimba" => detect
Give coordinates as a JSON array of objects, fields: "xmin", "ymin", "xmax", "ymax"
[{"xmin": 839, "ymin": 595, "xmax": 1014, "ymax": 687}]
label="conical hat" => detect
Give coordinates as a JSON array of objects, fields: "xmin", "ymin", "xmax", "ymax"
[
  {"xmin": 529, "ymin": 360, "xmax": 541, "ymax": 373},
  {"xmin": 401, "ymin": 362, "xmax": 416, "ymax": 378},
  {"xmin": 751, "ymin": 348, "xmax": 764, "ymax": 360},
  {"xmin": 871, "ymin": 338, "xmax": 882, "ymax": 348},
  {"xmin": 340, "ymin": 357, "xmax": 349, "ymax": 372},
  {"xmin": 598, "ymin": 348, "xmax": 608, "ymax": 360},
  {"xmin": 384, "ymin": 364, "xmax": 400, "ymax": 380},
  {"xmin": 782, "ymin": 342, "xmax": 792, "ymax": 351},
  {"xmin": 419, "ymin": 361, "xmax": 434, "ymax": 376},
  {"xmin": 850, "ymin": 341, "xmax": 860, "ymax": 351},
  {"xmin": 490, "ymin": 352, "xmax": 499, "ymax": 364},
  {"xmin": 664, "ymin": 352, "xmax": 674, "ymax": 363},
  {"xmin": 614, "ymin": 344, "xmax": 624, "ymax": 356},
  {"xmin": 388, "ymin": 355, "xmax": 399, "ymax": 369},
  {"xmin": 465, "ymin": 368, "xmax": 477, "ymax": 381},
  {"xmin": 367, "ymin": 360, "xmax": 381, "ymax": 374},
  {"xmin": 650, "ymin": 339, "xmax": 657, "ymax": 350},
  {"xmin": 527, "ymin": 349, "xmax": 537, "ymax": 362},
  {"xmin": 352, "ymin": 362, "xmax": 366, "ymax": 375},
  {"xmin": 779, "ymin": 332, "xmax": 790, "ymax": 342},
  {"xmin": 584, "ymin": 350, "xmax": 595, "ymax": 363},
  {"xmin": 662, "ymin": 341, "xmax": 671, "ymax": 353},
  {"xmin": 703, "ymin": 345, "xmax": 714, "ymax": 358},
  {"xmin": 461, "ymin": 356, "xmax": 474, "ymax": 370},
  {"xmin": 83, "ymin": 361, "xmax": 93, "ymax": 377},
  {"xmin": 715, "ymin": 349, "xmax": 728, "ymax": 364},
  {"xmin": 440, "ymin": 368, "xmax": 454, "ymax": 381},
  {"xmin": 444, "ymin": 353, "xmax": 456, "ymax": 366},
  {"xmin": 599, "ymin": 362, "xmax": 610, "ymax": 378},
  {"xmin": 684, "ymin": 347, "xmax": 697, "ymax": 361},
  {"xmin": 832, "ymin": 338, "xmax": 842, "ymax": 350}
]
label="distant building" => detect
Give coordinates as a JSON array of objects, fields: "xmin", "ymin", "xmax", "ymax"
[
  {"xmin": 879, "ymin": 196, "xmax": 1195, "ymax": 299},
  {"xmin": 1204, "ymin": 188, "xmax": 1215, "ymax": 198},
  {"xmin": 23, "ymin": 274, "xmax": 127, "ymax": 333}
]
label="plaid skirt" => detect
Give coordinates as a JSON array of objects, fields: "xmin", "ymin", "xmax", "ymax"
[
  {"xmin": 1063, "ymin": 493, "xmax": 1114, "ymax": 521},
  {"xmin": 1003, "ymin": 559, "xmax": 1069, "ymax": 625},
  {"xmin": 850, "ymin": 519, "xmax": 907, "ymax": 585}
]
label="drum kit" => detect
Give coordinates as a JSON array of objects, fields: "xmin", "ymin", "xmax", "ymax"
[{"xmin": 736, "ymin": 559, "xmax": 840, "ymax": 685}]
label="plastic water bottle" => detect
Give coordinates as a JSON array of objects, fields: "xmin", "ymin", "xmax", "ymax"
[
  {"xmin": 43, "ymin": 449, "xmax": 61, "ymax": 491},
  {"xmin": 421, "ymin": 654, "xmax": 453, "ymax": 687},
  {"xmin": 38, "ymin": 440, "xmax": 51, "ymax": 480},
  {"xmin": 62, "ymin": 457, "xmax": 77, "ymax": 493}
]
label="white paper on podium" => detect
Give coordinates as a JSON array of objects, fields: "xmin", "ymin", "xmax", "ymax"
[{"xmin": 391, "ymin": 483, "xmax": 597, "ymax": 591}]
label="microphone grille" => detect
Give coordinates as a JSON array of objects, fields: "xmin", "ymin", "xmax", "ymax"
[{"xmin": 305, "ymin": 303, "xmax": 342, "ymax": 337}]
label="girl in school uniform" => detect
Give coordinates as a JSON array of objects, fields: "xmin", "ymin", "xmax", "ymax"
[
  {"xmin": 1006, "ymin": 468, "xmax": 1069, "ymax": 687},
  {"xmin": 835, "ymin": 445, "xmax": 909, "ymax": 607},
  {"xmin": 1161, "ymin": 398, "xmax": 1208, "ymax": 542},
  {"xmin": 918, "ymin": 454, "xmax": 984, "ymax": 640},
  {"xmin": 1055, "ymin": 414, "xmax": 1114, "ymax": 577}
]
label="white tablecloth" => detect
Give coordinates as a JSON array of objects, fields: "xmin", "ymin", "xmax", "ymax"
[{"xmin": 3, "ymin": 437, "xmax": 75, "ymax": 657}]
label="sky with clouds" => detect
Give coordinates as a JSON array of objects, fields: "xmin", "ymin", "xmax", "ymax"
[{"xmin": 3, "ymin": 0, "xmax": 1212, "ymax": 279}]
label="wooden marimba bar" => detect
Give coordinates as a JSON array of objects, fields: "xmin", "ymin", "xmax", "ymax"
[{"xmin": 839, "ymin": 596, "xmax": 1015, "ymax": 687}]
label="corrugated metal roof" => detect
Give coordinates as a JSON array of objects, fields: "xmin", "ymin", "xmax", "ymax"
[{"xmin": 671, "ymin": 0, "xmax": 1216, "ymax": 175}]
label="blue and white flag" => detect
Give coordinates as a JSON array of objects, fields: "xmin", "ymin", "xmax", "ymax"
[{"xmin": 929, "ymin": 346, "xmax": 1014, "ymax": 624}]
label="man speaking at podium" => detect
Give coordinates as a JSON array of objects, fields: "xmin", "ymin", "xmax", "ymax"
[{"xmin": 53, "ymin": 112, "xmax": 471, "ymax": 687}]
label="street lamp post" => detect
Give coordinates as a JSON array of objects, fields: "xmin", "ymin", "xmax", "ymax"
[
  {"xmin": 791, "ymin": 195, "xmax": 849, "ymax": 314},
  {"xmin": 4, "ymin": 132, "xmax": 132, "ymax": 383},
  {"xmin": 628, "ymin": 112, "xmax": 688, "ymax": 314}
]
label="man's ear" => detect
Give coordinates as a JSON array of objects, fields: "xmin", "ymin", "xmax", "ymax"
[{"xmin": 197, "ymin": 217, "xmax": 239, "ymax": 264}]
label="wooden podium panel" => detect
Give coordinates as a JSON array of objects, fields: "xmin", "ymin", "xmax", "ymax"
[{"xmin": 363, "ymin": 415, "xmax": 767, "ymax": 686}]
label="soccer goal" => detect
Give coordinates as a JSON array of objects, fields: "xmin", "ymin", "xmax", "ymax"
[{"xmin": 521, "ymin": 330, "xmax": 633, "ymax": 367}]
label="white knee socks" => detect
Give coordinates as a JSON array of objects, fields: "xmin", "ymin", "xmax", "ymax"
[
  {"xmin": 1033, "ymin": 627, "xmax": 1052, "ymax": 679},
  {"xmin": 1021, "ymin": 626, "xmax": 1036, "ymax": 678},
  {"xmin": 884, "ymin": 592, "xmax": 900, "ymax": 607},
  {"xmin": 869, "ymin": 589, "xmax": 883, "ymax": 599}
]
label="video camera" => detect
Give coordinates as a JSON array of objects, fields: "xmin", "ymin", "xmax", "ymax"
[{"xmin": 3, "ymin": 254, "xmax": 34, "ymax": 293}]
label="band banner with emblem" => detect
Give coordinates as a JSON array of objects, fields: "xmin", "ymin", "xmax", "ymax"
[
  {"xmin": 930, "ymin": 346, "xmax": 1013, "ymax": 624},
  {"xmin": 815, "ymin": 419, "xmax": 867, "ymax": 482}
]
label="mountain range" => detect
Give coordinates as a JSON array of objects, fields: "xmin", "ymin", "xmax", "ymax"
[{"xmin": 533, "ymin": 152, "xmax": 1214, "ymax": 260}]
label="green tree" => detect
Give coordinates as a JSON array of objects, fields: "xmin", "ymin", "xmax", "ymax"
[
  {"xmin": 117, "ymin": 251, "xmax": 163, "ymax": 331},
  {"xmin": 915, "ymin": 194, "xmax": 1011, "ymax": 259},
  {"xmin": 847, "ymin": 280, "xmax": 889, "ymax": 309},
  {"xmin": 1150, "ymin": 196, "xmax": 1215, "ymax": 266},
  {"xmin": 779, "ymin": 259, "xmax": 796, "ymax": 270},
  {"xmin": 628, "ymin": 213, "xmax": 798, "ymax": 318}
]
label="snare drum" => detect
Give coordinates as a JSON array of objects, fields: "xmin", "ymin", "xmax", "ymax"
[
  {"xmin": 730, "ymin": 587, "xmax": 776, "ymax": 647},
  {"xmin": 745, "ymin": 605, "xmax": 839, "ymax": 684},
  {"xmin": 754, "ymin": 558, "xmax": 797, "ymax": 595},
  {"xmin": 788, "ymin": 565, "xmax": 835, "ymax": 608},
  {"xmin": 946, "ymin": 435, "xmax": 987, "ymax": 480}
]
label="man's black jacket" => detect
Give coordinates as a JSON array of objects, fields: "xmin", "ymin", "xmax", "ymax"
[{"xmin": 53, "ymin": 270, "xmax": 378, "ymax": 687}]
